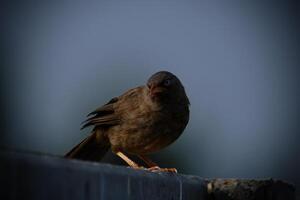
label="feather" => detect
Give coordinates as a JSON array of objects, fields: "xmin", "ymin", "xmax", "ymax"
[
  {"xmin": 87, "ymin": 97, "xmax": 118, "ymax": 117},
  {"xmin": 65, "ymin": 131, "xmax": 110, "ymax": 161},
  {"xmin": 81, "ymin": 97, "xmax": 120, "ymax": 129}
]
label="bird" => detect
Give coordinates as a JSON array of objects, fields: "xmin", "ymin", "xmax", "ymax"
[{"xmin": 65, "ymin": 71, "xmax": 190, "ymax": 172}]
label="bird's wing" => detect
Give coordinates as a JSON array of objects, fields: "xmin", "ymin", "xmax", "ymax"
[
  {"xmin": 81, "ymin": 97, "xmax": 120, "ymax": 129},
  {"xmin": 113, "ymin": 86, "xmax": 146, "ymax": 117},
  {"xmin": 81, "ymin": 86, "xmax": 146, "ymax": 130}
]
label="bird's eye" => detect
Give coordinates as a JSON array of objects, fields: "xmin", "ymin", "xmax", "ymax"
[{"xmin": 163, "ymin": 79, "xmax": 171, "ymax": 86}]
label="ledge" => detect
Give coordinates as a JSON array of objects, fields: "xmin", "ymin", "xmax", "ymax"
[{"xmin": 0, "ymin": 150, "xmax": 295, "ymax": 200}]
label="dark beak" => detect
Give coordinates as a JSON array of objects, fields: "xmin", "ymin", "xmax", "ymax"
[
  {"xmin": 147, "ymin": 84, "xmax": 155, "ymax": 98},
  {"xmin": 148, "ymin": 84, "xmax": 165, "ymax": 98}
]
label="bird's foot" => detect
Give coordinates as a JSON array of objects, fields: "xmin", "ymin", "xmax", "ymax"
[
  {"xmin": 127, "ymin": 165, "xmax": 146, "ymax": 170},
  {"xmin": 147, "ymin": 166, "xmax": 178, "ymax": 173}
]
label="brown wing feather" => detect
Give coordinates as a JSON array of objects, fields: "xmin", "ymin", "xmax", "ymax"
[
  {"xmin": 81, "ymin": 86, "xmax": 145, "ymax": 130},
  {"xmin": 87, "ymin": 97, "xmax": 118, "ymax": 116},
  {"xmin": 81, "ymin": 97, "xmax": 120, "ymax": 129},
  {"xmin": 65, "ymin": 131, "xmax": 110, "ymax": 161}
]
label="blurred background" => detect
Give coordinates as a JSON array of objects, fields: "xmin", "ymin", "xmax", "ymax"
[{"xmin": 1, "ymin": 0, "xmax": 299, "ymax": 194}]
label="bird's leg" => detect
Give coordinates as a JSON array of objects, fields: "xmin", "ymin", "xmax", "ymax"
[
  {"xmin": 138, "ymin": 155, "xmax": 177, "ymax": 173},
  {"xmin": 115, "ymin": 151, "xmax": 144, "ymax": 169}
]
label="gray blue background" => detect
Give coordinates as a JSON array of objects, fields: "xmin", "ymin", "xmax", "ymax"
[{"xmin": 1, "ymin": 0, "xmax": 300, "ymax": 194}]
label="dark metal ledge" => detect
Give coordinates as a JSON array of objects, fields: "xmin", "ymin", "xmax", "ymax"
[
  {"xmin": 0, "ymin": 150, "xmax": 206, "ymax": 200},
  {"xmin": 0, "ymin": 150, "xmax": 295, "ymax": 200}
]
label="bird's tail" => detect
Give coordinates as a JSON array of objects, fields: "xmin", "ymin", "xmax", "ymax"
[{"xmin": 65, "ymin": 131, "xmax": 110, "ymax": 162}]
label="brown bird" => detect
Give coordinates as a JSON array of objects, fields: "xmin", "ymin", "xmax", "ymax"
[{"xmin": 65, "ymin": 71, "xmax": 190, "ymax": 172}]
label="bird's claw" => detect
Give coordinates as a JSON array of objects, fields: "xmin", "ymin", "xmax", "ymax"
[
  {"xmin": 127, "ymin": 166, "xmax": 145, "ymax": 170},
  {"xmin": 147, "ymin": 166, "xmax": 178, "ymax": 173}
]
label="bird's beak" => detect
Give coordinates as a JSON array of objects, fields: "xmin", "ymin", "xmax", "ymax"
[
  {"xmin": 148, "ymin": 84, "xmax": 156, "ymax": 98},
  {"xmin": 149, "ymin": 84, "xmax": 155, "ymax": 92},
  {"xmin": 148, "ymin": 84, "xmax": 165, "ymax": 98}
]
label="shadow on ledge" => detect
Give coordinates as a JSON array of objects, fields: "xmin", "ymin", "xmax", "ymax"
[{"xmin": 0, "ymin": 150, "xmax": 295, "ymax": 200}]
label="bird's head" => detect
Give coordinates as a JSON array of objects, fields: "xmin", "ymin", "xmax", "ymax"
[{"xmin": 146, "ymin": 71, "xmax": 190, "ymax": 105}]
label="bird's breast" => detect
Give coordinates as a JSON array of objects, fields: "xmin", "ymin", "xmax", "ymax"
[{"xmin": 108, "ymin": 104, "xmax": 189, "ymax": 155}]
